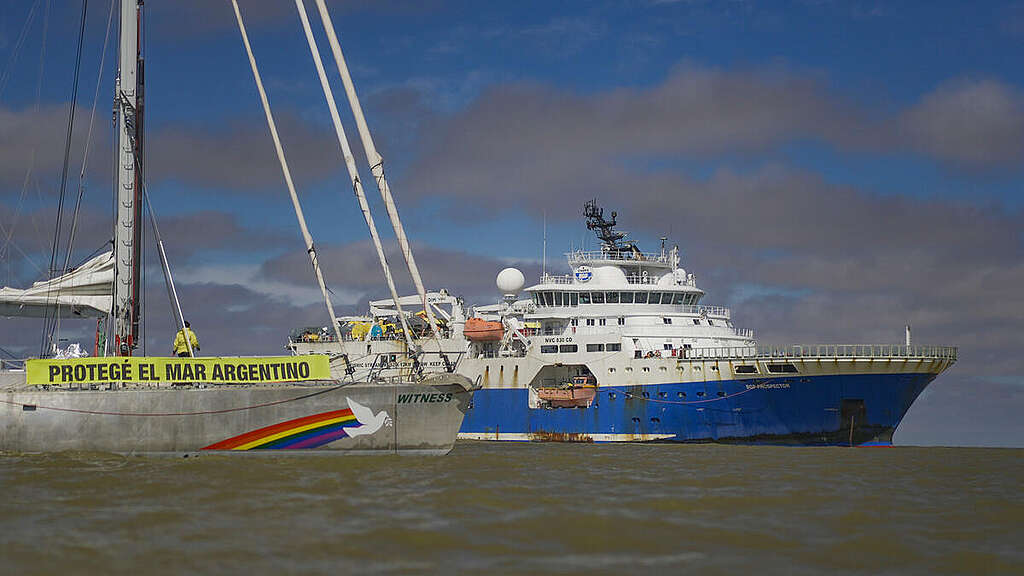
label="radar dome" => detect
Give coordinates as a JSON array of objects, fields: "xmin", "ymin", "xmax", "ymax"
[{"xmin": 496, "ymin": 267, "xmax": 526, "ymax": 295}]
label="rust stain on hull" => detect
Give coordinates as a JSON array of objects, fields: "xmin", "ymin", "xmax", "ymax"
[{"xmin": 529, "ymin": 431, "xmax": 595, "ymax": 443}]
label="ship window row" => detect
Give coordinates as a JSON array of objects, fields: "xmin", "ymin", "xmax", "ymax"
[
  {"xmin": 532, "ymin": 291, "xmax": 699, "ymax": 307},
  {"xmin": 540, "ymin": 343, "xmax": 621, "ymax": 354}
]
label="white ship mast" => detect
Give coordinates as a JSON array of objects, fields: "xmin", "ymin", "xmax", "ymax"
[{"xmin": 113, "ymin": 0, "xmax": 143, "ymax": 355}]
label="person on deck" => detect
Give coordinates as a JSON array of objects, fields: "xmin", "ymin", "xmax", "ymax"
[{"xmin": 173, "ymin": 321, "xmax": 200, "ymax": 357}]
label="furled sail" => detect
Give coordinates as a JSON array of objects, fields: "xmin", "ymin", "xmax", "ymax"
[{"xmin": 0, "ymin": 251, "xmax": 113, "ymax": 318}]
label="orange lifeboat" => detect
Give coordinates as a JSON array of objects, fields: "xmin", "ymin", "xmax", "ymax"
[
  {"xmin": 536, "ymin": 376, "xmax": 598, "ymax": 408},
  {"xmin": 464, "ymin": 318, "xmax": 504, "ymax": 341}
]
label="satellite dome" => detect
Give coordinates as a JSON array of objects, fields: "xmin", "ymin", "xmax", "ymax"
[{"xmin": 496, "ymin": 267, "xmax": 526, "ymax": 295}]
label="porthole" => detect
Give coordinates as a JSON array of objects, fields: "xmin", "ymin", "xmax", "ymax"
[
  {"xmin": 642, "ymin": 367, "xmax": 650, "ymax": 373},
  {"xmin": 696, "ymin": 391, "xmax": 705, "ymax": 397},
  {"xmin": 608, "ymin": 392, "xmax": 616, "ymax": 400},
  {"xmin": 642, "ymin": 391, "xmax": 650, "ymax": 398},
  {"xmin": 608, "ymin": 367, "xmax": 616, "ymax": 373},
  {"xmin": 658, "ymin": 391, "xmax": 667, "ymax": 398},
  {"xmin": 716, "ymin": 391, "xmax": 725, "ymax": 397},
  {"xmin": 677, "ymin": 392, "xmax": 686, "ymax": 398}
]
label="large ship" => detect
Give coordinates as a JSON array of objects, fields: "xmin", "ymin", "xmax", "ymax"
[{"xmin": 291, "ymin": 200, "xmax": 956, "ymax": 446}]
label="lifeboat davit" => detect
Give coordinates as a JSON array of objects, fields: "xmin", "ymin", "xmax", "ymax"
[{"xmin": 464, "ymin": 318, "xmax": 504, "ymax": 341}]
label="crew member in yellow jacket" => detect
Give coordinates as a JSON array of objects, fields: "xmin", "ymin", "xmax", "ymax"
[{"xmin": 172, "ymin": 321, "xmax": 200, "ymax": 357}]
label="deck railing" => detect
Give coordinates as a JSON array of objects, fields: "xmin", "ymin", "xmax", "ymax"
[
  {"xmin": 681, "ymin": 344, "xmax": 958, "ymax": 361},
  {"xmin": 567, "ymin": 250, "xmax": 670, "ymax": 264}
]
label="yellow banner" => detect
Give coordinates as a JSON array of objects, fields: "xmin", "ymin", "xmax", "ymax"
[{"xmin": 26, "ymin": 355, "xmax": 331, "ymax": 386}]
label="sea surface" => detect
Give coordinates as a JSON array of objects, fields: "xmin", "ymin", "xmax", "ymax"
[{"xmin": 1, "ymin": 443, "xmax": 1020, "ymax": 575}]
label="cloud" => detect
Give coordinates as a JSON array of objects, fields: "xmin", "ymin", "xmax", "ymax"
[
  {"xmin": 406, "ymin": 65, "xmax": 1023, "ymax": 209},
  {"xmin": 0, "ymin": 103, "xmax": 345, "ymax": 196},
  {"xmin": 258, "ymin": 239, "xmax": 543, "ymax": 306},
  {"xmin": 146, "ymin": 112, "xmax": 343, "ymax": 193},
  {"xmin": 0, "ymin": 204, "xmax": 287, "ymax": 288},
  {"xmin": 901, "ymin": 80, "xmax": 1024, "ymax": 170}
]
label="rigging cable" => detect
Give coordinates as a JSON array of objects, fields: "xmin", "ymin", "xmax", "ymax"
[
  {"xmin": 230, "ymin": 0, "xmax": 348, "ymax": 355},
  {"xmin": 42, "ymin": 0, "xmax": 89, "ymax": 357},
  {"xmin": 0, "ymin": 0, "xmax": 42, "ymax": 98},
  {"xmin": 63, "ymin": 0, "xmax": 116, "ymax": 274}
]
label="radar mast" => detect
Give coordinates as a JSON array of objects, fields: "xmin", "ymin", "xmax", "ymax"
[{"xmin": 583, "ymin": 200, "xmax": 637, "ymax": 255}]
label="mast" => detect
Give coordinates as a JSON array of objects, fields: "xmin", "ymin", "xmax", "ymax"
[{"xmin": 113, "ymin": 0, "xmax": 143, "ymax": 355}]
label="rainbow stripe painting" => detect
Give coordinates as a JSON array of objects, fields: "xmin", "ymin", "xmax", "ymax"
[{"xmin": 203, "ymin": 408, "xmax": 362, "ymax": 450}]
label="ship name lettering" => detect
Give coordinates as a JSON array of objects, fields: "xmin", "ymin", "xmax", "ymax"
[{"xmin": 397, "ymin": 392, "xmax": 454, "ymax": 404}]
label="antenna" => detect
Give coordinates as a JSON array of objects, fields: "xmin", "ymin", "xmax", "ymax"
[{"xmin": 542, "ymin": 210, "xmax": 547, "ymax": 279}]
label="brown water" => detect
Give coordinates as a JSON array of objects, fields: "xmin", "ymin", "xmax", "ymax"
[{"xmin": 1, "ymin": 443, "xmax": 1020, "ymax": 575}]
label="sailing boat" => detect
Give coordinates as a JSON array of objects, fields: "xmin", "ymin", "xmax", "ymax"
[{"xmin": 0, "ymin": 1, "xmax": 474, "ymax": 455}]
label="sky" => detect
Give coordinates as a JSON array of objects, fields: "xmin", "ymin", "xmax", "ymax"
[{"xmin": 0, "ymin": 0, "xmax": 1022, "ymax": 446}]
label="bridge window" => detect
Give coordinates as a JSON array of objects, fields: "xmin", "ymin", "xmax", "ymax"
[
  {"xmin": 606, "ymin": 291, "xmax": 619, "ymax": 303},
  {"xmin": 592, "ymin": 292, "xmax": 605, "ymax": 304},
  {"xmin": 648, "ymin": 292, "xmax": 661, "ymax": 305},
  {"xmin": 587, "ymin": 344, "xmax": 604, "ymax": 352},
  {"xmin": 555, "ymin": 292, "xmax": 564, "ymax": 306},
  {"xmin": 634, "ymin": 292, "xmax": 648, "ymax": 304},
  {"xmin": 540, "ymin": 345, "xmax": 558, "ymax": 353},
  {"xmin": 559, "ymin": 344, "xmax": 578, "ymax": 353},
  {"xmin": 580, "ymin": 292, "xmax": 591, "ymax": 305},
  {"xmin": 767, "ymin": 363, "xmax": 799, "ymax": 374},
  {"xmin": 606, "ymin": 343, "xmax": 621, "ymax": 351},
  {"xmin": 672, "ymin": 293, "xmax": 685, "ymax": 305},
  {"xmin": 620, "ymin": 292, "xmax": 634, "ymax": 303},
  {"xmin": 570, "ymin": 292, "xmax": 578, "ymax": 306}
]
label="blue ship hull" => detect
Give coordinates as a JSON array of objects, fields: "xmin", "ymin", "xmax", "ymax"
[{"xmin": 459, "ymin": 372, "xmax": 937, "ymax": 446}]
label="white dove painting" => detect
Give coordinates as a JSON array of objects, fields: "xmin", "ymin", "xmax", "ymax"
[{"xmin": 344, "ymin": 398, "xmax": 392, "ymax": 438}]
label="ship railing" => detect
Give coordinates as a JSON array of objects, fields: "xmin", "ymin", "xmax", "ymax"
[
  {"xmin": 539, "ymin": 274, "xmax": 575, "ymax": 285},
  {"xmin": 567, "ymin": 250, "xmax": 670, "ymax": 264},
  {"xmin": 690, "ymin": 305, "xmax": 730, "ymax": 318},
  {"xmin": 0, "ymin": 358, "xmax": 26, "ymax": 370},
  {"xmin": 624, "ymin": 275, "xmax": 662, "ymax": 285},
  {"xmin": 681, "ymin": 344, "xmax": 958, "ymax": 361},
  {"xmin": 538, "ymin": 273, "xmax": 696, "ymax": 288}
]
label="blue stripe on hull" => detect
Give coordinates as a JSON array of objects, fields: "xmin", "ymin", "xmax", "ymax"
[{"xmin": 459, "ymin": 372, "xmax": 936, "ymax": 446}]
